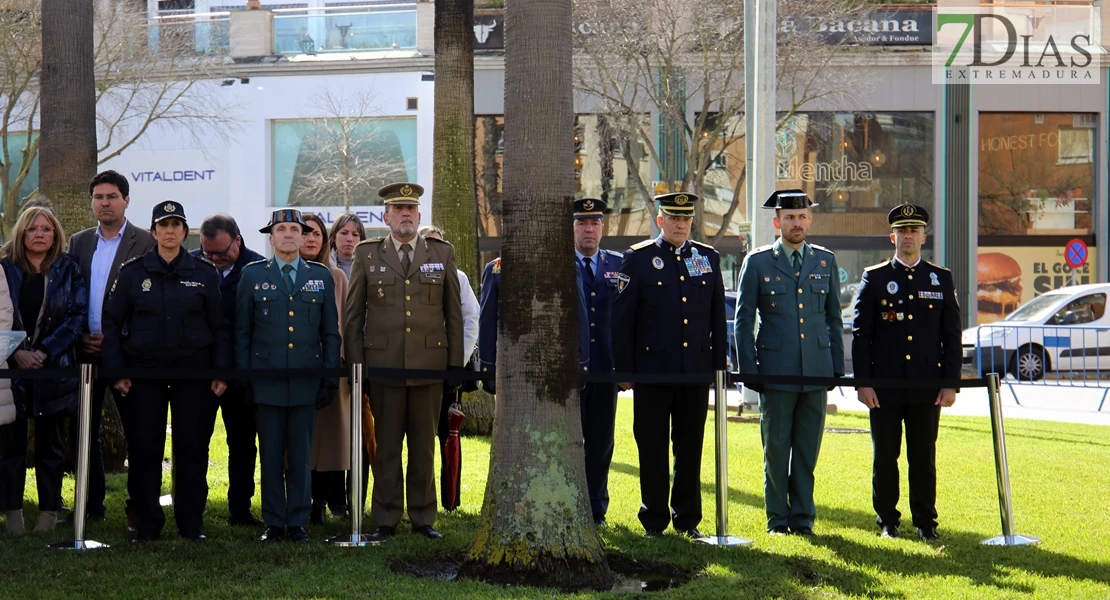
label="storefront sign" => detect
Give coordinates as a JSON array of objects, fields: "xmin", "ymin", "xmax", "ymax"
[
  {"xmin": 298, "ymin": 206, "xmax": 388, "ymax": 229},
  {"xmin": 977, "ymin": 246, "xmax": 1097, "ymax": 324},
  {"xmin": 100, "ymin": 148, "xmax": 228, "ymax": 221},
  {"xmin": 782, "ymin": 9, "xmax": 933, "ymax": 46},
  {"xmin": 474, "ymin": 12, "xmax": 504, "ymax": 50}
]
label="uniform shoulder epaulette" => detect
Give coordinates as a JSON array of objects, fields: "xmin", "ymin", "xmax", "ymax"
[
  {"xmin": 195, "ymin": 254, "xmax": 216, "ymax": 268},
  {"xmin": 630, "ymin": 239, "xmax": 654, "ymax": 250},
  {"xmin": 602, "ymin": 248, "xmax": 623, "ymax": 258},
  {"xmin": 689, "ymin": 240, "xmax": 717, "ymax": 253},
  {"xmin": 864, "ymin": 260, "xmax": 890, "ymax": 272},
  {"xmin": 925, "ymin": 260, "xmax": 951, "ymax": 272},
  {"xmin": 118, "ymin": 255, "xmax": 143, "ymax": 271},
  {"xmin": 425, "ymin": 236, "xmax": 450, "ymax": 245},
  {"xmin": 242, "ymin": 259, "xmax": 267, "ymax": 271},
  {"xmin": 361, "ymin": 237, "xmax": 385, "ymax": 245},
  {"xmin": 810, "ymin": 243, "xmax": 834, "ymax": 254},
  {"xmin": 749, "ymin": 244, "xmax": 774, "ymax": 254},
  {"xmin": 304, "ymin": 259, "xmax": 328, "ymax": 269}
]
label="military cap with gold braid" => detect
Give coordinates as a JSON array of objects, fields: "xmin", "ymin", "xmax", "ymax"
[
  {"xmin": 378, "ymin": 182, "xmax": 424, "ymax": 206},
  {"xmin": 762, "ymin": 188, "xmax": 817, "ymax": 210},
  {"xmin": 655, "ymin": 192, "xmax": 698, "ymax": 216},
  {"xmin": 573, "ymin": 197, "xmax": 607, "ymax": 220},
  {"xmin": 888, "ymin": 203, "xmax": 929, "ymax": 228},
  {"xmin": 151, "ymin": 200, "xmax": 187, "ymax": 228}
]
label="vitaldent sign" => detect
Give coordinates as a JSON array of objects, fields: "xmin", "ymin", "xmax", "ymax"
[
  {"xmin": 934, "ymin": 2, "xmax": 1101, "ymax": 84},
  {"xmin": 100, "ymin": 148, "xmax": 229, "ymax": 221}
]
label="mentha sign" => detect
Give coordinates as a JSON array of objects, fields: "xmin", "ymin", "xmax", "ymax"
[{"xmin": 933, "ymin": 2, "xmax": 1102, "ymax": 85}]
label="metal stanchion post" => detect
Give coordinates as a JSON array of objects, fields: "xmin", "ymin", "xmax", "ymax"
[
  {"xmin": 52, "ymin": 364, "xmax": 107, "ymax": 550},
  {"xmin": 697, "ymin": 370, "xmax": 752, "ymax": 547},
  {"xmin": 332, "ymin": 363, "xmax": 377, "ymax": 546},
  {"xmin": 981, "ymin": 372, "xmax": 1039, "ymax": 546}
]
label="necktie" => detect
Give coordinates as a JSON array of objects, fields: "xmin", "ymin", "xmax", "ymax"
[
  {"xmin": 582, "ymin": 257, "xmax": 594, "ymax": 285},
  {"xmin": 401, "ymin": 242, "xmax": 412, "ymax": 273},
  {"xmin": 791, "ymin": 250, "xmax": 801, "ymax": 275},
  {"xmin": 282, "ymin": 264, "xmax": 295, "ymax": 293}
]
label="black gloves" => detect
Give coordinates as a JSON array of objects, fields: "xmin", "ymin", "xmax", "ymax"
[
  {"xmin": 316, "ymin": 387, "xmax": 336, "ymax": 410},
  {"xmin": 483, "ymin": 378, "xmax": 496, "ymax": 396},
  {"xmin": 828, "ymin": 375, "xmax": 844, "ymax": 392},
  {"xmin": 445, "ymin": 365, "xmax": 466, "ymax": 393}
]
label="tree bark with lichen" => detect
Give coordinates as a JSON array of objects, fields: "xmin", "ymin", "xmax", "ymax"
[{"xmin": 457, "ymin": 0, "xmax": 612, "ymax": 591}]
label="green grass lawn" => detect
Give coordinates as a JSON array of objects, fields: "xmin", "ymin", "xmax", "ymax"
[{"xmin": 1, "ymin": 402, "xmax": 1108, "ymax": 599}]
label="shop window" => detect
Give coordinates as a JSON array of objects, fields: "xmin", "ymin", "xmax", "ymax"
[{"xmin": 1058, "ymin": 128, "xmax": 1093, "ymax": 165}]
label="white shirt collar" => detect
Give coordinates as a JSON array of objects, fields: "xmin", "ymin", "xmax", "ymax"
[
  {"xmin": 95, "ymin": 219, "xmax": 127, "ymax": 242},
  {"xmin": 894, "ymin": 254, "xmax": 921, "ymax": 268}
]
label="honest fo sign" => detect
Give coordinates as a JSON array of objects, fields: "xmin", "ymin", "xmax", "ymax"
[{"xmin": 933, "ymin": 1, "xmax": 1101, "ymax": 85}]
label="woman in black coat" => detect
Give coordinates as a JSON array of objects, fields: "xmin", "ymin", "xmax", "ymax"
[{"xmin": 0, "ymin": 206, "xmax": 88, "ymax": 534}]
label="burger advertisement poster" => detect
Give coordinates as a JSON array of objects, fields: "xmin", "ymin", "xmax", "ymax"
[{"xmin": 977, "ymin": 246, "xmax": 1096, "ymax": 324}]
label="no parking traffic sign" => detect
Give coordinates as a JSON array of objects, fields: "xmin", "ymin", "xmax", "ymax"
[{"xmin": 1064, "ymin": 239, "xmax": 1088, "ymax": 269}]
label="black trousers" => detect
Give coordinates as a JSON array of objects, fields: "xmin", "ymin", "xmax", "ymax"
[
  {"xmin": 869, "ymin": 401, "xmax": 942, "ymax": 530},
  {"xmin": 0, "ymin": 414, "xmax": 66, "ymax": 512},
  {"xmin": 437, "ymin": 386, "xmax": 461, "ymax": 511},
  {"xmin": 581, "ymin": 382, "xmax": 618, "ymax": 519},
  {"xmin": 218, "ymin": 387, "xmax": 257, "ymax": 519},
  {"xmin": 120, "ymin": 379, "xmax": 218, "ymax": 538},
  {"xmin": 633, "ymin": 384, "xmax": 709, "ymax": 532}
]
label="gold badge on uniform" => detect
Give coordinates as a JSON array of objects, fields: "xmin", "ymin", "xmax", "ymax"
[
  {"xmin": 141, "ymin": 278, "xmax": 152, "ymax": 292},
  {"xmin": 896, "ymin": 313, "xmax": 904, "ymax": 321},
  {"xmin": 400, "ymin": 185, "xmax": 413, "ymax": 196},
  {"xmin": 652, "ymin": 257, "xmax": 664, "ymax": 270},
  {"xmin": 820, "ymin": 260, "xmax": 826, "ymax": 267},
  {"xmin": 163, "ymin": 203, "xmax": 176, "ymax": 213}
]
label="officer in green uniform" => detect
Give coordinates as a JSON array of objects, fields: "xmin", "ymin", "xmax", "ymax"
[
  {"xmin": 236, "ymin": 209, "xmax": 342, "ymax": 543},
  {"xmin": 735, "ymin": 189, "xmax": 844, "ymax": 536}
]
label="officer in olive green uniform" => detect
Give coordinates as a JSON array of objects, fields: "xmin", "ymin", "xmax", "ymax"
[
  {"xmin": 236, "ymin": 209, "xmax": 342, "ymax": 543},
  {"xmin": 735, "ymin": 190, "xmax": 844, "ymax": 536}
]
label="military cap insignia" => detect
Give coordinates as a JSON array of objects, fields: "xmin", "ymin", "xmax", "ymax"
[
  {"xmin": 583, "ymin": 199, "xmax": 594, "ymax": 211},
  {"xmin": 675, "ymin": 194, "xmax": 689, "ymax": 206},
  {"xmin": 617, "ymin": 273, "xmax": 630, "ymax": 294},
  {"xmin": 902, "ymin": 205, "xmax": 915, "ymax": 217},
  {"xmin": 164, "ymin": 203, "xmax": 176, "ymax": 213},
  {"xmin": 142, "ymin": 278, "xmax": 152, "ymax": 292},
  {"xmin": 651, "ymin": 257, "xmax": 664, "ymax": 270},
  {"xmin": 400, "ymin": 185, "xmax": 413, "ymax": 196}
]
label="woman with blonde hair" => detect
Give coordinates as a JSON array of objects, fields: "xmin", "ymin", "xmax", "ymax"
[{"xmin": 0, "ymin": 206, "xmax": 88, "ymax": 534}]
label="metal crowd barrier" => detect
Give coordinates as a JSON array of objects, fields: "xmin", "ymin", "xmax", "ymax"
[
  {"xmin": 0, "ymin": 364, "xmax": 1030, "ymax": 549},
  {"xmin": 970, "ymin": 323, "xmax": 1110, "ymax": 411}
]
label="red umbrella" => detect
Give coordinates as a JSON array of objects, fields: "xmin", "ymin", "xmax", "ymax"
[{"xmin": 443, "ymin": 400, "xmax": 465, "ymax": 509}]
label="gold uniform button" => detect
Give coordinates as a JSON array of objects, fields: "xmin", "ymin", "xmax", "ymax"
[
  {"xmin": 658, "ymin": 281, "xmax": 662, "ymax": 286},
  {"xmin": 680, "ymin": 276, "xmax": 685, "ymax": 281},
  {"xmin": 798, "ymin": 288, "xmax": 803, "ymax": 294},
  {"xmin": 289, "ymin": 296, "xmax": 294, "ymax": 301},
  {"xmin": 909, "ymin": 295, "xmax": 915, "ymax": 300},
  {"xmin": 683, "ymin": 319, "xmax": 688, "ymax": 325},
  {"xmin": 800, "ymin": 333, "xmax": 805, "ymax": 339},
  {"xmin": 406, "ymin": 295, "xmax": 411, "ymax": 301},
  {"xmin": 682, "ymin": 297, "xmax": 687, "ymax": 302},
  {"xmin": 683, "ymin": 342, "xmax": 688, "ymax": 348},
  {"xmin": 437, "ymin": 342, "xmax": 442, "ymax": 346},
  {"xmin": 288, "ymin": 311, "xmax": 294, "ymax": 317},
  {"xmin": 405, "ymin": 280, "xmax": 411, "ymax": 285},
  {"xmin": 288, "ymin": 326, "xmax": 294, "ymax": 332},
  {"xmin": 288, "ymin": 343, "xmax": 294, "ymax": 349},
  {"xmin": 937, "ymin": 362, "xmax": 942, "ymax": 367},
  {"xmin": 929, "ymin": 304, "xmax": 934, "ymax": 309},
  {"xmin": 798, "ymin": 303, "xmax": 804, "ymax": 309},
  {"xmin": 645, "ymin": 346, "xmax": 650, "ymax": 351},
  {"xmin": 482, "ymin": 367, "xmax": 488, "ymax": 372},
  {"xmin": 590, "ymin": 338, "xmax": 595, "ymax": 343},
  {"xmin": 907, "ymin": 335, "xmax": 913, "ymax": 341},
  {"xmin": 771, "ymin": 291, "xmax": 776, "ymax": 295},
  {"xmin": 591, "ymin": 292, "xmax": 596, "ymax": 297},
  {"xmin": 702, "ymin": 281, "xmax": 706, "ymax": 285},
  {"xmin": 908, "ymin": 275, "xmax": 913, "ymax": 280},
  {"xmin": 406, "ymin": 311, "xmax": 411, "ymax": 316},
  {"xmin": 905, "ymin": 354, "xmax": 911, "ymax": 360},
  {"xmin": 799, "ymin": 318, "xmax": 805, "ymax": 324},
  {"xmin": 583, "ymin": 366, "xmax": 588, "ymax": 372},
  {"xmin": 908, "ymin": 315, "xmax": 913, "ymax": 320},
  {"xmin": 591, "ymin": 322, "xmax": 596, "ymax": 327},
  {"xmin": 405, "ymin": 327, "xmax": 411, "ymax": 333},
  {"xmin": 591, "ymin": 307, "xmax": 595, "ymax": 312}
]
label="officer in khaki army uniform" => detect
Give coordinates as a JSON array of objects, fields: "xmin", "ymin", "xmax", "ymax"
[
  {"xmin": 612, "ymin": 192, "xmax": 727, "ymax": 539},
  {"xmin": 236, "ymin": 209, "xmax": 342, "ymax": 543},
  {"xmin": 344, "ymin": 183, "xmax": 464, "ymax": 541},
  {"xmin": 735, "ymin": 189, "xmax": 844, "ymax": 536},
  {"xmin": 852, "ymin": 203, "xmax": 961, "ymax": 542}
]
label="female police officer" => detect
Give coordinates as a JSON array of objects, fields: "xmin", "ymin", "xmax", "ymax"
[{"xmin": 102, "ymin": 201, "xmax": 231, "ymax": 544}]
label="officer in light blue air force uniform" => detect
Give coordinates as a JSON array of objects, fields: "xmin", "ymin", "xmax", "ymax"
[{"xmin": 735, "ymin": 189, "xmax": 844, "ymax": 536}]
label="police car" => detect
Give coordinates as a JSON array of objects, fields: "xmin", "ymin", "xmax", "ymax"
[{"xmin": 962, "ymin": 283, "xmax": 1110, "ymax": 381}]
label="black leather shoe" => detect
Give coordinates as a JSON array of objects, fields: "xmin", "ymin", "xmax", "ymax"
[
  {"xmin": 594, "ymin": 516, "xmax": 608, "ymax": 527},
  {"xmin": 679, "ymin": 528, "xmax": 705, "ymax": 539},
  {"xmin": 181, "ymin": 532, "xmax": 207, "ymax": 542},
  {"xmin": 880, "ymin": 525, "xmax": 900, "ymax": 539},
  {"xmin": 260, "ymin": 526, "xmax": 285, "ymax": 542},
  {"xmin": 230, "ymin": 515, "xmax": 264, "ymax": 527},
  {"xmin": 791, "ymin": 526, "xmax": 815, "ymax": 537},
  {"xmin": 287, "ymin": 526, "xmax": 310, "ymax": 542},
  {"xmin": 414, "ymin": 525, "xmax": 443, "ymax": 540},
  {"xmin": 916, "ymin": 527, "xmax": 941, "ymax": 541},
  {"xmin": 644, "ymin": 528, "xmax": 664, "ymax": 539},
  {"xmin": 367, "ymin": 526, "xmax": 395, "ymax": 542},
  {"xmin": 310, "ymin": 504, "xmax": 326, "ymax": 526},
  {"xmin": 767, "ymin": 525, "xmax": 790, "ymax": 536}
]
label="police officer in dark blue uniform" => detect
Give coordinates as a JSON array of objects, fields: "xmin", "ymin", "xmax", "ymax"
[
  {"xmin": 572, "ymin": 198, "xmax": 624, "ymax": 526},
  {"xmin": 611, "ymin": 192, "xmax": 727, "ymax": 539},
  {"xmin": 478, "ymin": 243, "xmax": 591, "ymax": 394},
  {"xmin": 852, "ymin": 203, "xmax": 961, "ymax": 541},
  {"xmin": 102, "ymin": 201, "xmax": 231, "ymax": 543}
]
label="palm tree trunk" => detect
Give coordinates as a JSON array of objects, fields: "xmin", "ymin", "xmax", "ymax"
[
  {"xmin": 39, "ymin": 0, "xmax": 97, "ymax": 235},
  {"xmin": 459, "ymin": 0, "xmax": 612, "ymax": 590}
]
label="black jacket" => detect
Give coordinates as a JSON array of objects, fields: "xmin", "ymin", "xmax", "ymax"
[
  {"xmin": 102, "ymin": 248, "xmax": 230, "ymax": 370},
  {"xmin": 2, "ymin": 254, "xmax": 88, "ymax": 418}
]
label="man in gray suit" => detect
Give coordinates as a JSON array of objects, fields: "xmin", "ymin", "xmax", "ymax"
[
  {"xmin": 735, "ymin": 189, "xmax": 844, "ymax": 536},
  {"xmin": 66, "ymin": 170, "xmax": 156, "ymax": 524}
]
